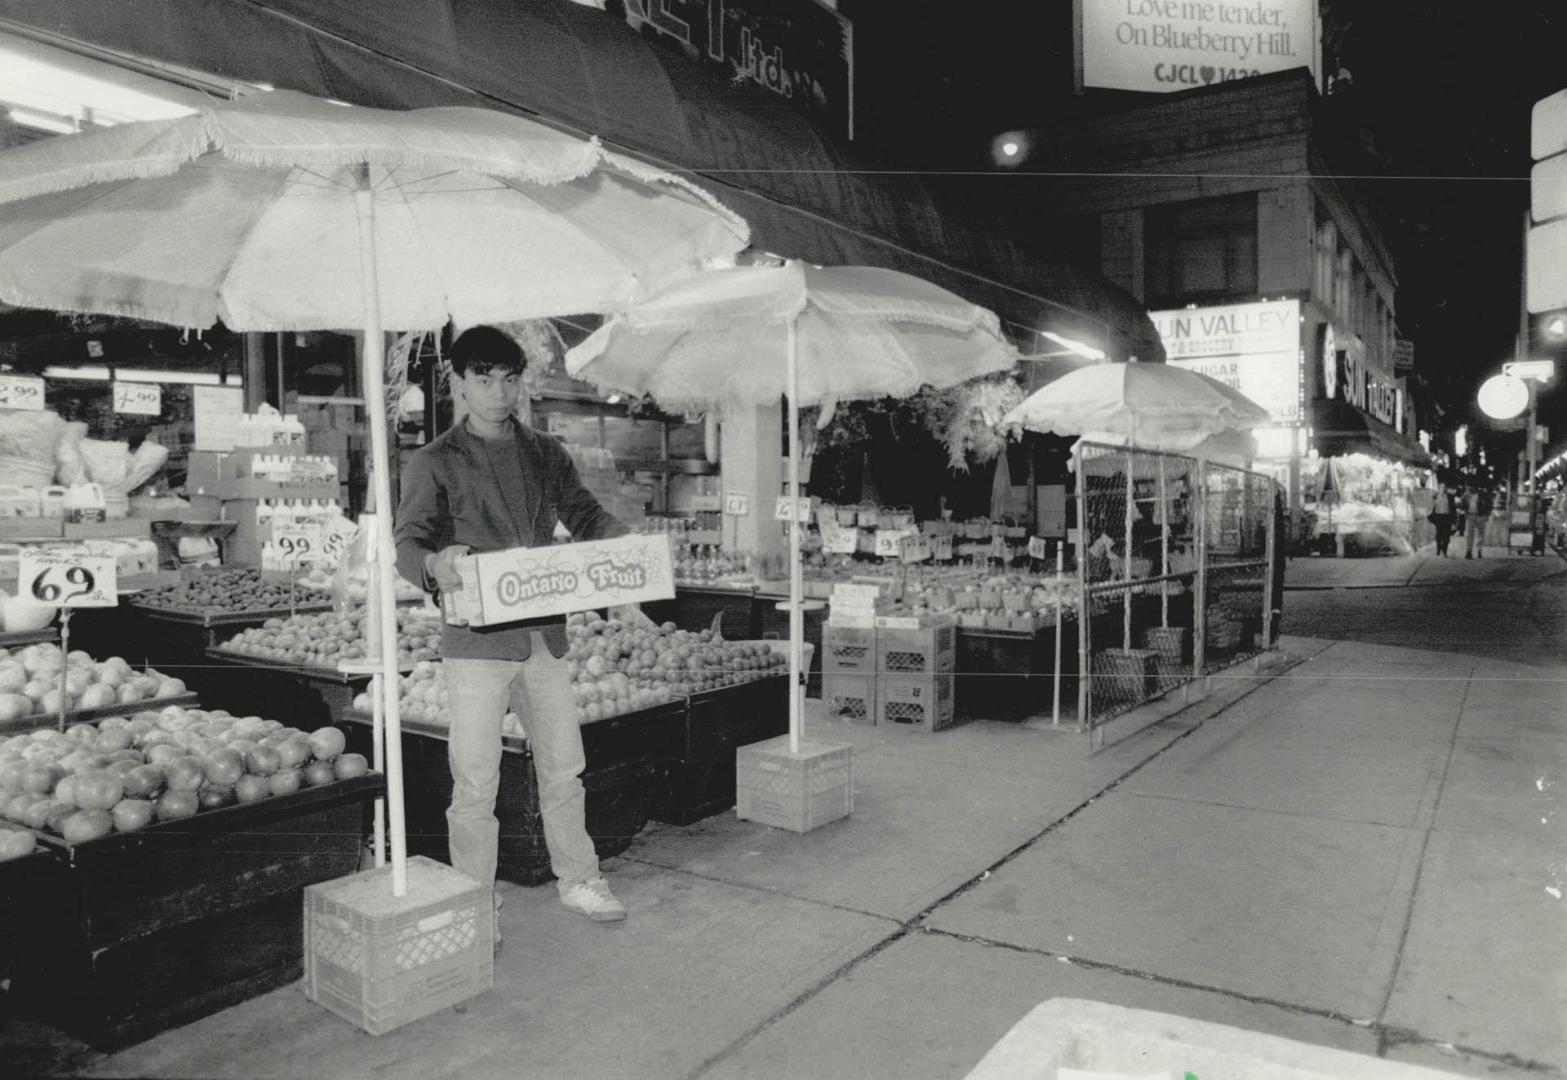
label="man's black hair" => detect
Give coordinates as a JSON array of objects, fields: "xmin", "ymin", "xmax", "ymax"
[{"xmin": 450, "ymin": 325, "xmax": 525, "ymax": 376}]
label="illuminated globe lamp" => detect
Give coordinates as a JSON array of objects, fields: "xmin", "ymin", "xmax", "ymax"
[{"xmin": 1477, "ymin": 373, "xmax": 1529, "ymax": 421}]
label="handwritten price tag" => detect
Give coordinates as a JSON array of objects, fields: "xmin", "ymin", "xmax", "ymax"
[
  {"xmin": 932, "ymin": 536, "xmax": 954, "ymax": 561},
  {"xmin": 0, "ymin": 374, "xmax": 46, "ymax": 411},
  {"xmin": 112, "ymin": 381, "xmax": 161, "ymax": 416},
  {"xmin": 724, "ymin": 491, "xmax": 751, "ymax": 516},
  {"xmin": 990, "ymin": 535, "xmax": 1009, "ymax": 559},
  {"xmin": 270, "ymin": 521, "xmax": 323, "ymax": 567},
  {"xmin": 901, "ymin": 535, "xmax": 932, "ymax": 563},
  {"xmin": 873, "ymin": 530, "xmax": 911, "ymax": 558},
  {"xmin": 773, "ymin": 496, "xmax": 813, "ymax": 523},
  {"xmin": 820, "ymin": 519, "xmax": 859, "ymax": 554},
  {"xmin": 1027, "ymin": 536, "xmax": 1048, "ymax": 560},
  {"xmin": 318, "ymin": 517, "xmax": 358, "ymax": 567},
  {"xmin": 18, "ymin": 550, "xmax": 117, "ymax": 608}
]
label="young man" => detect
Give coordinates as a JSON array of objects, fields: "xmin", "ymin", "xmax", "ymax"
[{"xmin": 395, "ymin": 325, "xmax": 631, "ymax": 935}]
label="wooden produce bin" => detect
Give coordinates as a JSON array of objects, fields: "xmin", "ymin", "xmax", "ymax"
[
  {"xmin": 956, "ymin": 620, "xmax": 1080, "ymax": 723},
  {"xmin": 340, "ymin": 704, "xmax": 684, "ymax": 887},
  {"xmin": 3, "ymin": 774, "xmax": 383, "ymax": 1050},
  {"xmin": 660, "ymin": 673, "xmax": 789, "ymax": 825},
  {"xmin": 203, "ymin": 648, "xmax": 376, "ymax": 732}
]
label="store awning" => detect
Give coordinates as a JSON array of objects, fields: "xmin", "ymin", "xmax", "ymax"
[
  {"xmin": 1312, "ymin": 398, "xmax": 1431, "ymax": 468},
  {"xmin": 0, "ymin": 0, "xmax": 1164, "ymax": 362}
]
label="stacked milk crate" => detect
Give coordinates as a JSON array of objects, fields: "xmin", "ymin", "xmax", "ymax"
[
  {"xmin": 873, "ymin": 608, "xmax": 959, "ymax": 732},
  {"xmin": 820, "ymin": 581, "xmax": 892, "ymax": 724}
]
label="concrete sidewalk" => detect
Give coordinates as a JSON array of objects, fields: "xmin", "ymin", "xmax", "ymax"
[
  {"xmin": 13, "ymin": 636, "xmax": 1566, "ymax": 1080},
  {"xmin": 1286, "ymin": 543, "xmax": 1565, "ymax": 590}
]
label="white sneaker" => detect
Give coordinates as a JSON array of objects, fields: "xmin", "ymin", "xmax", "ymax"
[{"xmin": 558, "ymin": 876, "xmax": 627, "ymax": 922}]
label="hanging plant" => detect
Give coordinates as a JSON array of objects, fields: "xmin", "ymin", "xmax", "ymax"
[{"xmin": 938, "ymin": 377, "xmax": 1023, "ymax": 472}]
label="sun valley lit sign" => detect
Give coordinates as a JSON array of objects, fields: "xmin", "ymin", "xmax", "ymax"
[
  {"xmin": 1338, "ymin": 338, "xmax": 1400, "ymax": 427},
  {"xmin": 1150, "ymin": 299, "xmax": 1301, "ymax": 423},
  {"xmin": 1076, "ymin": 0, "xmax": 1319, "ymax": 93}
]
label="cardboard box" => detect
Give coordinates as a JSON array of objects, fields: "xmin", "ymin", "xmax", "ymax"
[{"xmin": 446, "ymin": 533, "xmax": 675, "ymax": 627}]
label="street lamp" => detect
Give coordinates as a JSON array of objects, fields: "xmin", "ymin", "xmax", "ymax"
[{"xmin": 1481, "ymin": 362, "xmax": 1554, "ymax": 533}]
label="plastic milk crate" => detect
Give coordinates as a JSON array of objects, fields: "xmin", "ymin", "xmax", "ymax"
[
  {"xmin": 822, "ymin": 623, "xmax": 878, "ymax": 674},
  {"xmin": 303, "ymin": 856, "xmax": 492, "ymax": 1035},
  {"xmin": 736, "ymin": 736, "xmax": 855, "ymax": 833},
  {"xmin": 822, "ymin": 671, "xmax": 877, "ymax": 724},
  {"xmin": 878, "ymin": 672, "xmax": 958, "ymax": 732},
  {"xmin": 874, "ymin": 622, "xmax": 957, "ymax": 676}
]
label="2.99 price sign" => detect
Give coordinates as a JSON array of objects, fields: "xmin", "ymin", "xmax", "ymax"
[
  {"xmin": 18, "ymin": 551, "xmax": 118, "ymax": 608},
  {"xmin": 0, "ymin": 373, "xmax": 46, "ymax": 411},
  {"xmin": 112, "ymin": 380, "xmax": 162, "ymax": 416}
]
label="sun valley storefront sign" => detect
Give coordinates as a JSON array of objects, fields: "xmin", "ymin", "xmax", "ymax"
[
  {"xmin": 1150, "ymin": 299, "xmax": 1301, "ymax": 423},
  {"xmin": 1338, "ymin": 339, "xmax": 1403, "ymax": 431}
]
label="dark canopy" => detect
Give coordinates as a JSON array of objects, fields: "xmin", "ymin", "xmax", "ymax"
[{"xmin": 0, "ymin": 0, "xmax": 1163, "ymax": 360}]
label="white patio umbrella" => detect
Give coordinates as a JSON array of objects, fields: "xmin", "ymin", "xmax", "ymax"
[
  {"xmin": 565, "ymin": 260, "xmax": 1018, "ymax": 751},
  {"xmin": 0, "ymin": 90, "xmax": 750, "ymax": 895},
  {"xmin": 1000, "ymin": 361, "xmax": 1270, "ymax": 451}
]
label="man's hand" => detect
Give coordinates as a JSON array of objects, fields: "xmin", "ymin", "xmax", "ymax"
[
  {"xmin": 425, "ymin": 544, "xmax": 471, "ymax": 591},
  {"xmin": 611, "ymin": 603, "xmax": 656, "ymax": 630}
]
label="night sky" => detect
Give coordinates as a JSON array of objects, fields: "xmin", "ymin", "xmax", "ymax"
[{"xmin": 841, "ymin": 1, "xmax": 1566, "ymax": 448}]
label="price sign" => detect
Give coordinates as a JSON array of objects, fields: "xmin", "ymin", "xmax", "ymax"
[
  {"xmin": 18, "ymin": 550, "xmax": 118, "ymax": 608},
  {"xmin": 271, "ymin": 521, "xmax": 323, "ymax": 566},
  {"xmin": 0, "ymin": 373, "xmax": 46, "ymax": 411},
  {"xmin": 774, "ymin": 496, "xmax": 813, "ymax": 523},
  {"xmin": 821, "ymin": 520, "xmax": 859, "ymax": 554},
  {"xmin": 932, "ymin": 535, "xmax": 954, "ymax": 561},
  {"xmin": 874, "ymin": 529, "xmax": 911, "ymax": 558},
  {"xmin": 1027, "ymin": 536, "xmax": 1048, "ymax": 560},
  {"xmin": 724, "ymin": 491, "xmax": 751, "ymax": 516},
  {"xmin": 990, "ymin": 535, "xmax": 1009, "ymax": 560},
  {"xmin": 901, "ymin": 535, "xmax": 932, "ymax": 563},
  {"xmin": 317, "ymin": 516, "xmax": 358, "ymax": 567},
  {"xmin": 112, "ymin": 380, "xmax": 162, "ymax": 416}
]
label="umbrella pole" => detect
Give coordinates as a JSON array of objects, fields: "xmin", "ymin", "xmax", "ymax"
[
  {"xmin": 1123, "ymin": 450, "xmax": 1133, "ymax": 652},
  {"xmin": 355, "ymin": 168, "xmax": 409, "ymax": 897},
  {"xmin": 1159, "ymin": 457, "xmax": 1169, "ymax": 628},
  {"xmin": 787, "ymin": 315, "xmax": 803, "ymax": 755}
]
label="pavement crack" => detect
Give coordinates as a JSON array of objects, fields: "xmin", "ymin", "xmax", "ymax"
[
  {"xmin": 1372, "ymin": 663, "xmax": 1475, "ymax": 1026},
  {"xmin": 612, "ymin": 854, "xmax": 903, "ymax": 926}
]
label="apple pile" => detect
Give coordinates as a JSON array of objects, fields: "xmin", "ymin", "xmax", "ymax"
[
  {"xmin": 0, "ymin": 644, "xmax": 187, "ymax": 724},
  {"xmin": 0, "ymin": 709, "xmax": 367, "ymax": 846},
  {"xmin": 220, "ymin": 607, "xmax": 443, "ymax": 668},
  {"xmin": 565, "ymin": 612, "xmax": 787, "ymax": 711},
  {"xmin": 133, "ymin": 568, "xmax": 320, "ymax": 615},
  {"xmin": 351, "ymin": 661, "xmax": 527, "ymax": 737}
]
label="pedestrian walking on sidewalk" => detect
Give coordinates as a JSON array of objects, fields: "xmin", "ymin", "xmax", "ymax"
[
  {"xmin": 395, "ymin": 326, "xmax": 638, "ymax": 944},
  {"xmin": 1464, "ymin": 487, "xmax": 1488, "ymax": 558},
  {"xmin": 1430, "ymin": 486, "xmax": 1457, "ymax": 556}
]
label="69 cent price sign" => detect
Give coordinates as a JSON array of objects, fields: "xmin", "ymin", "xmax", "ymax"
[{"xmin": 18, "ymin": 549, "xmax": 118, "ymax": 608}]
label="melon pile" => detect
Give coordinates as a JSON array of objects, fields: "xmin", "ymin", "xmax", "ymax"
[{"xmin": 0, "ymin": 644, "xmax": 186, "ymax": 724}]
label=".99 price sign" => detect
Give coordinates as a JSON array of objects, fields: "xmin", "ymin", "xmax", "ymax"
[{"xmin": 18, "ymin": 551, "xmax": 118, "ymax": 608}]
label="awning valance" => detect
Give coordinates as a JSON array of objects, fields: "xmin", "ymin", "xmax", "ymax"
[
  {"xmin": 1312, "ymin": 398, "xmax": 1431, "ymax": 468},
  {"xmin": 0, "ymin": 0, "xmax": 1163, "ymax": 361}
]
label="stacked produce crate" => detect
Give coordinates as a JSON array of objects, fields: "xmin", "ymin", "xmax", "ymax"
[
  {"xmin": 820, "ymin": 583, "xmax": 891, "ymax": 724},
  {"xmin": 874, "ymin": 611, "xmax": 958, "ymax": 732}
]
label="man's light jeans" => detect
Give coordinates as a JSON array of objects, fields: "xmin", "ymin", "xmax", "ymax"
[{"xmin": 444, "ymin": 635, "xmax": 598, "ymax": 891}]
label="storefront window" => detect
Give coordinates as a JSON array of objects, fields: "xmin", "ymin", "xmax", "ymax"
[{"xmin": 1143, "ymin": 194, "xmax": 1258, "ymax": 307}]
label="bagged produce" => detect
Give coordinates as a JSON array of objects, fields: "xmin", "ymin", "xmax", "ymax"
[{"xmin": 0, "ymin": 408, "xmax": 65, "ymax": 487}]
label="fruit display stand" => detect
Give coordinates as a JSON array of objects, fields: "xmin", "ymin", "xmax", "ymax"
[
  {"xmin": 753, "ymin": 587, "xmax": 828, "ymax": 697},
  {"xmin": 339, "ymin": 704, "xmax": 679, "ymax": 886},
  {"xmin": 0, "ymin": 628, "xmax": 60, "ymax": 649},
  {"xmin": 666, "ymin": 672, "xmax": 789, "ymax": 825},
  {"xmin": 955, "ymin": 620, "xmax": 1080, "ymax": 723},
  {"xmin": 0, "ymin": 692, "xmax": 201, "ymax": 736},
  {"xmin": 202, "ymin": 648, "xmax": 389, "ymax": 732},
  {"xmin": 645, "ymin": 583, "xmax": 762, "ymax": 643},
  {"xmin": 3, "ymin": 772, "xmax": 383, "ymax": 1050}
]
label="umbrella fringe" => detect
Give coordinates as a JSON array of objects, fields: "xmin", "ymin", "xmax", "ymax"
[
  {"xmin": 0, "ymin": 158, "xmax": 189, "ymax": 205},
  {"xmin": 0, "ymin": 287, "xmax": 211, "ymax": 331}
]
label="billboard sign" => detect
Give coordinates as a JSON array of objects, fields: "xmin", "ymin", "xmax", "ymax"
[
  {"xmin": 1076, "ymin": 0, "xmax": 1319, "ymax": 94},
  {"xmin": 1150, "ymin": 299, "xmax": 1301, "ymax": 423}
]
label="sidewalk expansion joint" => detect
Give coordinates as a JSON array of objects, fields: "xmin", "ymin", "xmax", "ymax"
[
  {"xmin": 924, "ymin": 927, "xmax": 1567, "ymax": 1076},
  {"xmin": 1373, "ymin": 666, "xmax": 1475, "ymax": 1027},
  {"xmin": 612, "ymin": 853, "xmax": 905, "ymax": 927}
]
